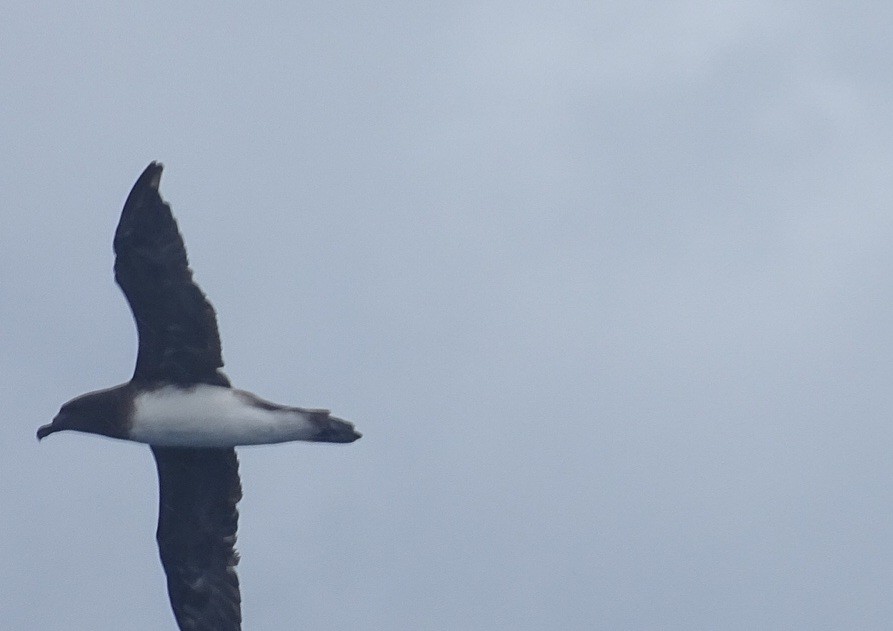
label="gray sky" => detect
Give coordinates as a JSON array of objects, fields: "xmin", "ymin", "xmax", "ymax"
[{"xmin": 3, "ymin": 2, "xmax": 893, "ymax": 629}]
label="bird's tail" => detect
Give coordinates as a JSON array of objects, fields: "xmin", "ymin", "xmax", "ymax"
[{"xmin": 307, "ymin": 411, "xmax": 362, "ymax": 443}]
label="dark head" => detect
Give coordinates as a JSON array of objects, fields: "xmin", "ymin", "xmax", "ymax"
[{"xmin": 38, "ymin": 385, "xmax": 133, "ymax": 441}]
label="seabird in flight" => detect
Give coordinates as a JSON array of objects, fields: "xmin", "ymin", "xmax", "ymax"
[{"xmin": 38, "ymin": 162, "xmax": 361, "ymax": 630}]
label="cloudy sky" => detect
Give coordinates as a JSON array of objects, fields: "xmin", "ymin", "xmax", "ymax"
[{"xmin": 3, "ymin": 2, "xmax": 893, "ymax": 629}]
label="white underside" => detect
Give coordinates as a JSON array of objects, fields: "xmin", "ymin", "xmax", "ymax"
[{"xmin": 129, "ymin": 385, "xmax": 321, "ymax": 447}]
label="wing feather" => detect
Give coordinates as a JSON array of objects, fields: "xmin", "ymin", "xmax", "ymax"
[
  {"xmin": 152, "ymin": 446, "xmax": 242, "ymax": 631},
  {"xmin": 113, "ymin": 163, "xmax": 227, "ymax": 385}
]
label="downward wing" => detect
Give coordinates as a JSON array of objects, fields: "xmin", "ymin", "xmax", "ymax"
[
  {"xmin": 152, "ymin": 446, "xmax": 242, "ymax": 631},
  {"xmin": 113, "ymin": 163, "xmax": 227, "ymax": 386}
]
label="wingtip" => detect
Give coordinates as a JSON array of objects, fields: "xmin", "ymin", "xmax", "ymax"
[{"xmin": 140, "ymin": 161, "xmax": 164, "ymax": 190}]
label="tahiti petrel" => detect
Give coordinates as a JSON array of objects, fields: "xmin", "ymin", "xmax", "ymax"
[{"xmin": 38, "ymin": 162, "xmax": 361, "ymax": 630}]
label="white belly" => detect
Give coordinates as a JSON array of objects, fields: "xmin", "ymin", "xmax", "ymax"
[{"xmin": 129, "ymin": 385, "xmax": 319, "ymax": 447}]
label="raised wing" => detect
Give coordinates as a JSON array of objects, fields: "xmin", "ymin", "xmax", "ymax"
[
  {"xmin": 152, "ymin": 446, "xmax": 242, "ymax": 631},
  {"xmin": 113, "ymin": 162, "xmax": 227, "ymax": 385}
]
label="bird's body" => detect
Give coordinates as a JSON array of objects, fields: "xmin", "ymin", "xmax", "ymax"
[
  {"xmin": 38, "ymin": 162, "xmax": 360, "ymax": 630},
  {"xmin": 130, "ymin": 384, "xmax": 352, "ymax": 447}
]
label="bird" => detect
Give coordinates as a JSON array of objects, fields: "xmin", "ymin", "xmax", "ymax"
[{"xmin": 37, "ymin": 162, "xmax": 361, "ymax": 630}]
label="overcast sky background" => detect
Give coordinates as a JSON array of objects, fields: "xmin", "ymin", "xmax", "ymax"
[{"xmin": 3, "ymin": 2, "xmax": 893, "ymax": 629}]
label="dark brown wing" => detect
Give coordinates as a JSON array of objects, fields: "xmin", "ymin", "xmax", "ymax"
[
  {"xmin": 152, "ymin": 446, "xmax": 243, "ymax": 631},
  {"xmin": 113, "ymin": 162, "xmax": 228, "ymax": 386}
]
